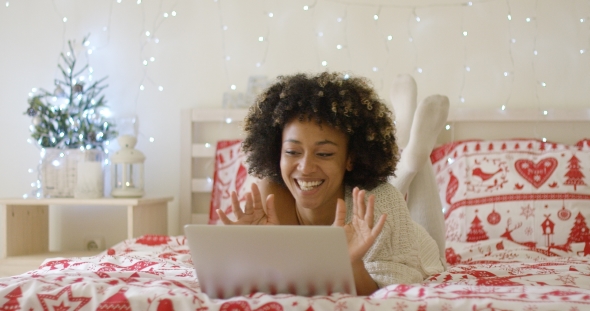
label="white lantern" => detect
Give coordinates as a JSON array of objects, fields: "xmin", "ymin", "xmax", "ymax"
[{"xmin": 110, "ymin": 135, "xmax": 145, "ymax": 198}]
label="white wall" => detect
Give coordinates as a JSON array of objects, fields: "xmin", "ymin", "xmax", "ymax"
[{"xmin": 1, "ymin": 0, "xmax": 589, "ymax": 252}]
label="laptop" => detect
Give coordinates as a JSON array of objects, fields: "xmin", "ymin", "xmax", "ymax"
[{"xmin": 184, "ymin": 225, "xmax": 356, "ymax": 298}]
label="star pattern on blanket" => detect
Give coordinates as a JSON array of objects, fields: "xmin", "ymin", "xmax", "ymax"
[
  {"xmin": 557, "ymin": 274, "xmax": 578, "ymax": 286},
  {"xmin": 37, "ymin": 285, "xmax": 91, "ymax": 311}
]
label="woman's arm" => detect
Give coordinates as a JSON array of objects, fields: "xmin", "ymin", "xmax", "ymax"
[
  {"xmin": 351, "ymin": 261, "xmax": 380, "ymax": 295},
  {"xmin": 334, "ymin": 188, "xmax": 387, "ymax": 295},
  {"xmin": 359, "ymin": 183, "xmax": 426, "ymax": 287}
]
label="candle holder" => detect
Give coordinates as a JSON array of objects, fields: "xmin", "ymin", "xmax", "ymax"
[{"xmin": 110, "ymin": 135, "xmax": 145, "ymax": 198}]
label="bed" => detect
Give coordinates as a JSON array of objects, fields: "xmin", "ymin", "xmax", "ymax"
[{"xmin": 1, "ymin": 107, "xmax": 590, "ymax": 310}]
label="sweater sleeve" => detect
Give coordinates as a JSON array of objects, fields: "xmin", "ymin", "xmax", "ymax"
[{"xmin": 345, "ymin": 183, "xmax": 444, "ymax": 287}]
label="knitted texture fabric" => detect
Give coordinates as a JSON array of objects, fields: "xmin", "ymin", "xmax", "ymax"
[{"xmin": 345, "ymin": 183, "xmax": 445, "ymax": 287}]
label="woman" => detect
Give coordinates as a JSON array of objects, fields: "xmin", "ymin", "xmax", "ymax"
[{"xmin": 217, "ymin": 72, "xmax": 445, "ymax": 295}]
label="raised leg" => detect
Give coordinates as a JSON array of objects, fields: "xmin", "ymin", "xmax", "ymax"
[
  {"xmin": 390, "ymin": 74, "xmax": 417, "ymax": 150},
  {"xmin": 388, "ymin": 74, "xmax": 449, "ymax": 265},
  {"xmin": 391, "ymin": 94, "xmax": 449, "ymax": 196},
  {"xmin": 407, "ymin": 162, "xmax": 447, "ymax": 264}
]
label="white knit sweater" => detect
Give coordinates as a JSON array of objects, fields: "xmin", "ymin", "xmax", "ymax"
[{"xmin": 345, "ymin": 183, "xmax": 445, "ymax": 287}]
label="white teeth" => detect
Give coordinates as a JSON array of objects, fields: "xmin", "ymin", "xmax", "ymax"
[{"xmin": 298, "ymin": 180, "xmax": 323, "ymax": 191}]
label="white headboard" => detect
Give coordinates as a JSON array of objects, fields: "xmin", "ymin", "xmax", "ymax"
[
  {"xmin": 180, "ymin": 108, "xmax": 248, "ymax": 228},
  {"xmin": 440, "ymin": 108, "xmax": 590, "ymax": 145},
  {"xmin": 179, "ymin": 107, "xmax": 590, "ymax": 229}
]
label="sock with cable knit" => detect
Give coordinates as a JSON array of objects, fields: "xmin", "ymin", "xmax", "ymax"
[
  {"xmin": 389, "ymin": 74, "xmax": 417, "ymax": 150},
  {"xmin": 389, "ymin": 90, "xmax": 450, "ymax": 267},
  {"xmin": 391, "ymin": 94, "xmax": 449, "ymax": 196},
  {"xmin": 407, "ymin": 161, "xmax": 448, "ymax": 266}
]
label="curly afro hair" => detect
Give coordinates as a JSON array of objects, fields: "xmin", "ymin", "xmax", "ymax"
[{"xmin": 242, "ymin": 71, "xmax": 399, "ymax": 191}]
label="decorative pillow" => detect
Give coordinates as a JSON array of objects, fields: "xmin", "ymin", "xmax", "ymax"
[
  {"xmin": 208, "ymin": 140, "xmax": 255, "ymax": 225},
  {"xmin": 431, "ymin": 138, "xmax": 590, "ymax": 255}
]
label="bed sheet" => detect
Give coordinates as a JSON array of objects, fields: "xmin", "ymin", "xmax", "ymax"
[{"xmin": 1, "ymin": 235, "xmax": 590, "ymax": 311}]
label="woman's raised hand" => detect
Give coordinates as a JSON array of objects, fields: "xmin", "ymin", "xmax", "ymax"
[
  {"xmin": 216, "ymin": 182, "xmax": 280, "ymax": 225},
  {"xmin": 333, "ymin": 187, "xmax": 387, "ymax": 263}
]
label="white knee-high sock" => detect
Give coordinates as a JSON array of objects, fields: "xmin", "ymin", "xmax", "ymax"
[
  {"xmin": 390, "ymin": 74, "xmax": 417, "ymax": 150},
  {"xmin": 391, "ymin": 95, "xmax": 449, "ymax": 196},
  {"xmin": 387, "ymin": 74, "xmax": 449, "ymax": 266},
  {"xmin": 407, "ymin": 161, "xmax": 447, "ymax": 266}
]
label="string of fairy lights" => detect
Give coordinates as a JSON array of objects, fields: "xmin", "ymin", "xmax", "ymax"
[
  {"xmin": 3, "ymin": 0, "xmax": 589, "ymax": 197},
  {"xmin": 503, "ymin": 0, "xmax": 516, "ymax": 112},
  {"xmin": 120, "ymin": 0, "xmax": 588, "ymax": 114},
  {"xmin": 458, "ymin": 4, "xmax": 468, "ymax": 106},
  {"xmin": 528, "ymin": 0, "xmax": 543, "ymax": 141},
  {"xmin": 216, "ymin": 0, "xmax": 233, "ymax": 90}
]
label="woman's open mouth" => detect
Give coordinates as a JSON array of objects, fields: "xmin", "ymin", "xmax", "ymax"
[{"xmin": 296, "ymin": 180, "xmax": 324, "ymax": 191}]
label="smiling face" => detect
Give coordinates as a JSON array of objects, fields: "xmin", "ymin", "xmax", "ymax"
[{"xmin": 280, "ymin": 118, "xmax": 352, "ymax": 214}]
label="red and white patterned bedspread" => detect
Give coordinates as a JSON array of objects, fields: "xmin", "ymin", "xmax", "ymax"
[{"xmin": 1, "ymin": 235, "xmax": 590, "ymax": 311}]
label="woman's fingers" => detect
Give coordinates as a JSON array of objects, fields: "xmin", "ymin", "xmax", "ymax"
[
  {"xmin": 343, "ymin": 189, "xmax": 386, "ymax": 263},
  {"xmin": 217, "ymin": 208, "xmax": 234, "ymax": 225},
  {"xmin": 352, "ymin": 187, "xmax": 358, "ymax": 215},
  {"xmin": 242, "ymin": 192, "xmax": 254, "ymax": 215},
  {"xmin": 231, "ymin": 191, "xmax": 244, "ymax": 218},
  {"xmin": 224, "ymin": 184, "xmax": 276, "ymax": 225},
  {"xmin": 352, "ymin": 187, "xmax": 371, "ymax": 226},
  {"xmin": 333, "ymin": 199, "xmax": 347, "ymax": 227},
  {"xmin": 364, "ymin": 194, "xmax": 375, "ymax": 227},
  {"xmin": 251, "ymin": 183, "xmax": 264, "ymax": 211},
  {"xmin": 357, "ymin": 189, "xmax": 367, "ymax": 220},
  {"xmin": 265, "ymin": 194, "xmax": 279, "ymax": 224}
]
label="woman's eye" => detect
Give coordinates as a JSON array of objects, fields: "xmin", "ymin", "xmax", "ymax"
[
  {"xmin": 317, "ymin": 153, "xmax": 334, "ymax": 157},
  {"xmin": 285, "ymin": 150, "xmax": 299, "ymax": 155}
]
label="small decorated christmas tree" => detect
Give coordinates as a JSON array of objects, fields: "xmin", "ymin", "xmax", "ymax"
[
  {"xmin": 564, "ymin": 155, "xmax": 586, "ymax": 191},
  {"xmin": 24, "ymin": 35, "xmax": 116, "ymax": 150},
  {"xmin": 466, "ymin": 214, "xmax": 489, "ymax": 242},
  {"xmin": 567, "ymin": 212, "xmax": 590, "ymax": 244},
  {"xmin": 0, "ymin": 286, "xmax": 22, "ymax": 311}
]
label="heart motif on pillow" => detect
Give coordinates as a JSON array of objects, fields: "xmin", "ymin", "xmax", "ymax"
[{"xmin": 514, "ymin": 158, "xmax": 558, "ymax": 188}]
